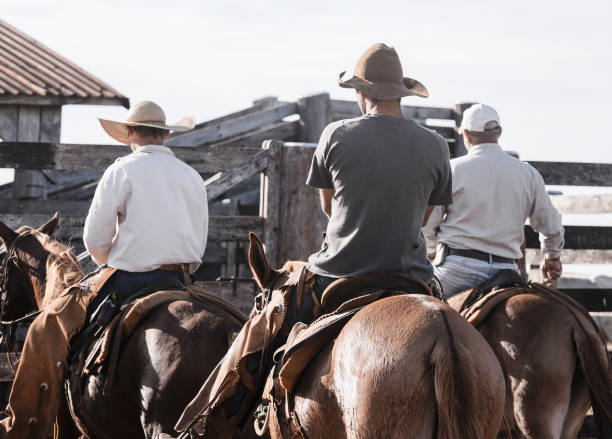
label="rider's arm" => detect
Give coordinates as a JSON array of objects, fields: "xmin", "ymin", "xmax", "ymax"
[
  {"xmin": 84, "ymin": 165, "xmax": 130, "ymax": 265},
  {"xmin": 527, "ymin": 166, "xmax": 564, "ymax": 284},
  {"xmin": 423, "ymin": 205, "xmax": 445, "ymax": 257},
  {"xmin": 319, "ymin": 188, "xmax": 334, "ymax": 219}
]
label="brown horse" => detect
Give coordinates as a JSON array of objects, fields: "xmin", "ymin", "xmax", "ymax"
[
  {"xmin": 448, "ymin": 282, "xmax": 612, "ymax": 439},
  {"xmin": 244, "ymin": 235, "xmax": 507, "ymax": 439},
  {"xmin": 0, "ymin": 215, "xmax": 248, "ymax": 439}
]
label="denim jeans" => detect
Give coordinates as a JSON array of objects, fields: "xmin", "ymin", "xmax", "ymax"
[
  {"xmin": 86, "ymin": 269, "xmax": 184, "ymax": 321},
  {"xmin": 434, "ymin": 255, "xmax": 519, "ymax": 298}
]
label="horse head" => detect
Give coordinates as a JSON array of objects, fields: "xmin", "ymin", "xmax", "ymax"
[{"xmin": 0, "ymin": 213, "xmax": 61, "ymax": 322}]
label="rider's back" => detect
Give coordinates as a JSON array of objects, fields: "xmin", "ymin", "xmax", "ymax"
[{"xmin": 307, "ymin": 115, "xmax": 451, "ymax": 281}]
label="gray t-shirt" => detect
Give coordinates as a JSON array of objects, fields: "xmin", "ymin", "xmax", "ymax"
[{"xmin": 306, "ymin": 114, "xmax": 452, "ymax": 281}]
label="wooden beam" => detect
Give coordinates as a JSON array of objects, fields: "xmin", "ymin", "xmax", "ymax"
[
  {"xmin": 205, "ymin": 149, "xmax": 268, "ymax": 201},
  {"xmin": 298, "ymin": 93, "xmax": 331, "ymax": 142},
  {"xmin": 13, "ymin": 106, "xmax": 47, "ymax": 199},
  {"xmin": 212, "ymin": 120, "xmax": 299, "ymax": 149},
  {"xmin": 167, "ymin": 102, "xmax": 297, "ymax": 147},
  {"xmin": 550, "ymin": 194, "xmax": 612, "ymax": 214},
  {"xmin": 527, "ymin": 249, "xmax": 612, "ymax": 265},
  {"xmin": 277, "ymin": 143, "xmax": 329, "ymax": 263},
  {"xmin": 330, "ymin": 100, "xmax": 454, "ymax": 120},
  {"xmin": 0, "ymin": 95, "xmax": 129, "ymax": 108},
  {"xmin": 260, "ymin": 140, "xmax": 283, "ymax": 266},
  {"xmin": 0, "ymin": 142, "xmax": 261, "ymax": 173},
  {"xmin": 528, "ymin": 161, "xmax": 612, "ymax": 187},
  {"xmin": 177, "ymin": 97, "xmax": 280, "ymax": 133},
  {"xmin": 0, "ymin": 199, "xmax": 90, "ymax": 214},
  {"xmin": 525, "ymin": 225, "xmax": 612, "ymax": 250},
  {"xmin": 559, "ymin": 289, "xmax": 612, "ymax": 312},
  {"xmin": 0, "ymin": 213, "xmax": 264, "ymax": 243}
]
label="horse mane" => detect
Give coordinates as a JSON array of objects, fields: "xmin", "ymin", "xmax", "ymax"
[{"xmin": 30, "ymin": 229, "xmax": 84, "ymax": 308}]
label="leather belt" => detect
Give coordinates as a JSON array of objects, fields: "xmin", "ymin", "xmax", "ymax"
[
  {"xmin": 159, "ymin": 263, "xmax": 190, "ymax": 272},
  {"xmin": 447, "ymin": 248, "xmax": 516, "ymax": 264},
  {"xmin": 158, "ymin": 263, "xmax": 192, "ymax": 285}
]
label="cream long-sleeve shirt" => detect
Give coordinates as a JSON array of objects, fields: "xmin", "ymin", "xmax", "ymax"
[
  {"xmin": 83, "ymin": 144, "xmax": 208, "ymax": 272},
  {"xmin": 423, "ymin": 143, "xmax": 564, "ymax": 259}
]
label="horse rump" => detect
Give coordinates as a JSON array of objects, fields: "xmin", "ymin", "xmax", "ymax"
[{"xmin": 431, "ymin": 309, "xmax": 505, "ymax": 439}]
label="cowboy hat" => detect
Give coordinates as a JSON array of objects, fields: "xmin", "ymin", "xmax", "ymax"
[
  {"xmin": 98, "ymin": 100, "xmax": 195, "ymax": 144},
  {"xmin": 338, "ymin": 43, "xmax": 429, "ymax": 100}
]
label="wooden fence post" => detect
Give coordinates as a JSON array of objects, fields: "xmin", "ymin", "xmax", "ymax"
[
  {"xmin": 261, "ymin": 140, "xmax": 283, "ymax": 267},
  {"xmin": 297, "ymin": 93, "xmax": 331, "ymax": 143},
  {"xmin": 11, "ymin": 105, "xmax": 61, "ymax": 200},
  {"xmin": 453, "ymin": 102, "xmax": 476, "ymax": 158},
  {"xmin": 277, "ymin": 143, "xmax": 328, "ymax": 263}
]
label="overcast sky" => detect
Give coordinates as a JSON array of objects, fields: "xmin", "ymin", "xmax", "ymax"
[{"xmin": 2, "ymin": 0, "xmax": 610, "ymax": 162}]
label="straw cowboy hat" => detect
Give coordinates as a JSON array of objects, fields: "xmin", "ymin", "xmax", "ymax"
[
  {"xmin": 338, "ymin": 43, "xmax": 429, "ymax": 100},
  {"xmin": 98, "ymin": 100, "xmax": 195, "ymax": 144}
]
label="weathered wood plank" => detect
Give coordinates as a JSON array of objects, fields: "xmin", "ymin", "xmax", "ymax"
[
  {"xmin": 174, "ymin": 97, "xmax": 279, "ymax": 134},
  {"xmin": 525, "ymin": 225, "xmax": 612, "ymax": 250},
  {"xmin": 528, "ymin": 161, "xmax": 612, "ymax": 187},
  {"xmin": 167, "ymin": 102, "xmax": 298, "ymax": 147},
  {"xmin": 13, "ymin": 106, "xmax": 46, "ymax": 199},
  {"xmin": 551, "ymin": 194, "xmax": 612, "ymax": 214},
  {"xmin": 0, "ymin": 105, "xmax": 17, "ymax": 141},
  {"xmin": 0, "ymin": 142, "xmax": 261, "ymax": 173},
  {"xmin": 194, "ymin": 279, "xmax": 258, "ymax": 315},
  {"xmin": 527, "ymin": 249, "xmax": 612, "ymax": 265},
  {"xmin": 39, "ymin": 107, "xmax": 61, "ymax": 143},
  {"xmin": 205, "ymin": 149, "xmax": 268, "ymax": 201},
  {"xmin": 330, "ymin": 100, "xmax": 455, "ymax": 120},
  {"xmin": 277, "ymin": 143, "xmax": 328, "ymax": 263},
  {"xmin": 298, "ymin": 93, "xmax": 331, "ymax": 142},
  {"xmin": 260, "ymin": 140, "xmax": 283, "ymax": 266},
  {"xmin": 559, "ymin": 289, "xmax": 612, "ymax": 312},
  {"xmin": 0, "ymin": 95, "xmax": 129, "ymax": 108},
  {"xmin": 212, "ymin": 120, "xmax": 299, "ymax": 149},
  {"xmin": 0, "ymin": 199, "xmax": 90, "ymax": 214},
  {"xmin": 0, "ymin": 213, "xmax": 263, "ymax": 243}
]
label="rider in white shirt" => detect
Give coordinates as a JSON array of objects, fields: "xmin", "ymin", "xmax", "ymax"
[{"xmin": 423, "ymin": 104, "xmax": 564, "ymax": 296}]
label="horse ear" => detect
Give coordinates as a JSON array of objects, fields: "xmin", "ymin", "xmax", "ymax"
[
  {"xmin": 0, "ymin": 221, "xmax": 17, "ymax": 248},
  {"xmin": 248, "ymin": 232, "xmax": 271, "ymax": 289},
  {"xmin": 38, "ymin": 212, "xmax": 59, "ymax": 236}
]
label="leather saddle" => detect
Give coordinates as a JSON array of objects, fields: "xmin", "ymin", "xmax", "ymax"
[{"xmin": 69, "ymin": 275, "xmax": 185, "ymax": 376}]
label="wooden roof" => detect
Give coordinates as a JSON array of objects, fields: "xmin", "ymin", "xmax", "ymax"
[{"xmin": 0, "ymin": 19, "xmax": 128, "ymax": 108}]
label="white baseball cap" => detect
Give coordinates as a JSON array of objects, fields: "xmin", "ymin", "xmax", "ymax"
[{"xmin": 459, "ymin": 104, "xmax": 501, "ymax": 134}]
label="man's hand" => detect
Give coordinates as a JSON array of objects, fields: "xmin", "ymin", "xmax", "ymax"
[
  {"xmin": 541, "ymin": 256, "xmax": 562, "ymax": 286},
  {"xmin": 427, "ymin": 252, "xmax": 436, "ymax": 263}
]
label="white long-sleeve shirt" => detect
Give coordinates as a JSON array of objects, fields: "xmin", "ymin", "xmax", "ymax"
[
  {"xmin": 83, "ymin": 144, "xmax": 208, "ymax": 272},
  {"xmin": 423, "ymin": 143, "xmax": 564, "ymax": 259}
]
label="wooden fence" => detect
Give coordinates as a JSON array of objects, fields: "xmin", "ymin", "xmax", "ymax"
[{"xmin": 0, "ymin": 93, "xmax": 610, "ymax": 312}]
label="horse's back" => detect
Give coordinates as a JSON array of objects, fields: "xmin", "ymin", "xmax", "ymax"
[
  {"xmin": 80, "ymin": 299, "xmax": 243, "ymax": 439},
  {"xmin": 294, "ymin": 294, "xmax": 505, "ymax": 439}
]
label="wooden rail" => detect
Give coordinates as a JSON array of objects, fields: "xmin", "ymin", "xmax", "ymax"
[
  {"xmin": 0, "ymin": 214, "xmax": 264, "ymax": 243},
  {"xmin": 0, "ymin": 142, "xmax": 262, "ymax": 173}
]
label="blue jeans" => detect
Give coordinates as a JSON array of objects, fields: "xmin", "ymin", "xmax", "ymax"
[
  {"xmin": 434, "ymin": 255, "xmax": 519, "ymax": 298},
  {"xmin": 87, "ymin": 269, "xmax": 184, "ymax": 321}
]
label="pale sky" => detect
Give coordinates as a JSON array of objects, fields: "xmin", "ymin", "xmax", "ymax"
[
  {"xmin": 2, "ymin": 0, "xmax": 610, "ymax": 161},
  {"xmin": 2, "ymin": 0, "xmax": 611, "ymax": 275}
]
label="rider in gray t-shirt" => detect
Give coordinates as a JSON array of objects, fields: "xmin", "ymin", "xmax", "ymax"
[{"xmin": 306, "ymin": 43, "xmax": 452, "ymax": 285}]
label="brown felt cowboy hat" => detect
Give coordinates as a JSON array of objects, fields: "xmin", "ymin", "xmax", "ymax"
[
  {"xmin": 98, "ymin": 100, "xmax": 195, "ymax": 144},
  {"xmin": 338, "ymin": 43, "xmax": 429, "ymax": 100}
]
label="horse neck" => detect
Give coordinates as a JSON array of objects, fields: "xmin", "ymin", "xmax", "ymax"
[{"xmin": 39, "ymin": 244, "xmax": 84, "ymax": 310}]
